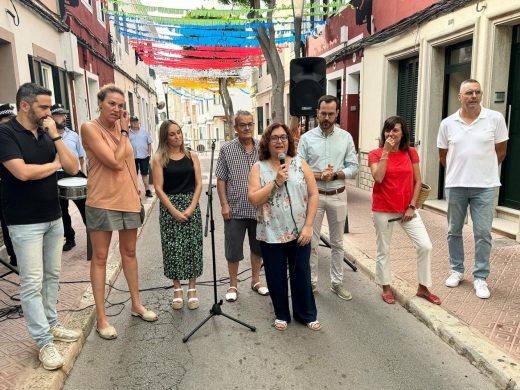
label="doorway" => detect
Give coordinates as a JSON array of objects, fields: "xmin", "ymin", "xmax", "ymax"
[
  {"xmin": 499, "ymin": 26, "xmax": 520, "ymax": 210},
  {"xmin": 437, "ymin": 40, "xmax": 472, "ymax": 199}
]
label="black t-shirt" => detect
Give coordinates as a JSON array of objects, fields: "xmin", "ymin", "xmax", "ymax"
[
  {"xmin": 0, "ymin": 117, "xmax": 61, "ymax": 225},
  {"xmin": 163, "ymin": 155, "xmax": 196, "ymax": 195}
]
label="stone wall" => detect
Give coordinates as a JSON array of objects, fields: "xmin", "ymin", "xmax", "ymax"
[{"xmin": 358, "ymin": 151, "xmax": 374, "ymax": 191}]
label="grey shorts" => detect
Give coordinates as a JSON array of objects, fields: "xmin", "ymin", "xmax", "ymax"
[
  {"xmin": 86, "ymin": 205, "xmax": 142, "ymax": 232},
  {"xmin": 224, "ymin": 218, "xmax": 261, "ymax": 262}
]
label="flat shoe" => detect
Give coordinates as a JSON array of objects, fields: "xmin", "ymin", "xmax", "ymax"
[
  {"xmin": 225, "ymin": 286, "xmax": 238, "ymax": 302},
  {"xmin": 273, "ymin": 319, "xmax": 287, "ymax": 331},
  {"xmin": 96, "ymin": 325, "xmax": 117, "ymax": 340},
  {"xmin": 381, "ymin": 292, "xmax": 395, "ymax": 304},
  {"xmin": 307, "ymin": 321, "xmax": 321, "ymax": 331},
  {"xmin": 416, "ymin": 292, "xmax": 441, "ymax": 305},
  {"xmin": 251, "ymin": 282, "xmax": 269, "ymax": 296},
  {"xmin": 131, "ymin": 310, "xmax": 158, "ymax": 322}
]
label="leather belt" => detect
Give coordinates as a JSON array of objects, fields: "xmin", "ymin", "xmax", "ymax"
[{"xmin": 318, "ymin": 186, "xmax": 345, "ymax": 196}]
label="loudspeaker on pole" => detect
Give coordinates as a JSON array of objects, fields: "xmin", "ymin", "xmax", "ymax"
[{"xmin": 289, "ymin": 57, "xmax": 326, "ymax": 116}]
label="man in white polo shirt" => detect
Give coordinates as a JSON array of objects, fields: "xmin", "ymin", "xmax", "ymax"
[{"xmin": 437, "ymin": 79, "xmax": 508, "ymax": 299}]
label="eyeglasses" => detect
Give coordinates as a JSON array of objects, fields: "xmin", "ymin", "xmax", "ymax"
[
  {"xmin": 238, "ymin": 122, "xmax": 254, "ymax": 129},
  {"xmin": 461, "ymin": 90, "xmax": 482, "ymax": 97},
  {"xmin": 270, "ymin": 135, "xmax": 288, "ymax": 143}
]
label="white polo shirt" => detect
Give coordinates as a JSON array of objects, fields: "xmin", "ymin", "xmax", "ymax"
[{"xmin": 437, "ymin": 107, "xmax": 508, "ymax": 188}]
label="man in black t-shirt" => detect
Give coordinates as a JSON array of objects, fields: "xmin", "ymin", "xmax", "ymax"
[{"xmin": 0, "ymin": 83, "xmax": 80, "ymax": 371}]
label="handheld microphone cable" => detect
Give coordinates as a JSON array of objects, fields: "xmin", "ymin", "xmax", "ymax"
[{"xmin": 278, "ymin": 153, "xmax": 299, "ymax": 237}]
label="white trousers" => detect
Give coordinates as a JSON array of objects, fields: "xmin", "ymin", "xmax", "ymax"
[
  {"xmin": 372, "ymin": 211, "xmax": 432, "ymax": 287},
  {"xmin": 310, "ymin": 191, "xmax": 347, "ymax": 285}
]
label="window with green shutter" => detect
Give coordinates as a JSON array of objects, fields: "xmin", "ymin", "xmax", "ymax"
[{"xmin": 397, "ymin": 56, "xmax": 419, "ymax": 146}]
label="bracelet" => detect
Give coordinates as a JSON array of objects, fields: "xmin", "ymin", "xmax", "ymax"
[
  {"xmin": 270, "ymin": 181, "xmax": 279, "ymax": 197},
  {"xmin": 51, "ymin": 135, "xmax": 62, "ymax": 142},
  {"xmin": 120, "ymin": 130, "xmax": 129, "ymax": 136},
  {"xmin": 273, "ymin": 180, "xmax": 280, "ymax": 188},
  {"xmin": 408, "ymin": 204, "xmax": 416, "ymax": 210},
  {"xmin": 332, "ymin": 172, "xmax": 338, "ymax": 181}
]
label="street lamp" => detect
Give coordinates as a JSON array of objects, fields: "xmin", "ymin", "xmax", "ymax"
[
  {"xmin": 292, "ymin": 0, "xmax": 305, "ymax": 58},
  {"xmin": 162, "ymin": 81, "xmax": 170, "ymax": 119}
]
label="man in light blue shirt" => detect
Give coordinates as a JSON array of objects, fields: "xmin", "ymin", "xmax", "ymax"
[
  {"xmin": 51, "ymin": 104, "xmax": 86, "ymax": 252},
  {"xmin": 129, "ymin": 116, "xmax": 153, "ymax": 197},
  {"xmin": 298, "ymin": 95, "xmax": 358, "ymax": 301}
]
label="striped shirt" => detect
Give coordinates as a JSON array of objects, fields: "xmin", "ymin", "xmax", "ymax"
[{"xmin": 215, "ymin": 137, "xmax": 258, "ymax": 219}]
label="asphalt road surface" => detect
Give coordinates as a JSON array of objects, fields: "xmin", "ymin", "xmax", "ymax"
[{"xmin": 64, "ymin": 154, "xmax": 496, "ymax": 390}]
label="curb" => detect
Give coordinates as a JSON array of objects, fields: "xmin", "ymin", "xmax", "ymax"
[
  {"xmin": 322, "ymin": 224, "xmax": 520, "ymax": 390},
  {"xmin": 15, "ymin": 199, "xmax": 157, "ymax": 390}
]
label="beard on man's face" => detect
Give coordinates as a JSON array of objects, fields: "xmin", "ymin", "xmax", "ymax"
[
  {"xmin": 28, "ymin": 108, "xmax": 46, "ymax": 127},
  {"xmin": 55, "ymin": 121, "xmax": 66, "ymax": 130}
]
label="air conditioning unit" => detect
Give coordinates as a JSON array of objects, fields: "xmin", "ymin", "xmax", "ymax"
[{"xmin": 340, "ymin": 26, "xmax": 348, "ymax": 44}]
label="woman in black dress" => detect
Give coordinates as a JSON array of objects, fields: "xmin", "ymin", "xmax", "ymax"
[{"xmin": 152, "ymin": 120, "xmax": 203, "ymax": 310}]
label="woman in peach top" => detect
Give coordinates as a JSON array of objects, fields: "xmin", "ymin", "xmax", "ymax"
[{"xmin": 81, "ymin": 84, "xmax": 157, "ymax": 340}]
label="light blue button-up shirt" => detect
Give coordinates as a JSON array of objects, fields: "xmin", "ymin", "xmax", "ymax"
[
  {"xmin": 129, "ymin": 127, "xmax": 152, "ymax": 159},
  {"xmin": 298, "ymin": 125, "xmax": 359, "ymax": 191},
  {"xmin": 61, "ymin": 127, "xmax": 85, "ymax": 171}
]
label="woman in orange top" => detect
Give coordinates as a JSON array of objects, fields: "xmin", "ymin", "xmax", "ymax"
[{"xmin": 81, "ymin": 84, "xmax": 157, "ymax": 340}]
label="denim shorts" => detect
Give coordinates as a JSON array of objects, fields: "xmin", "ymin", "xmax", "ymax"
[
  {"xmin": 86, "ymin": 205, "xmax": 142, "ymax": 232},
  {"xmin": 224, "ymin": 218, "xmax": 261, "ymax": 262}
]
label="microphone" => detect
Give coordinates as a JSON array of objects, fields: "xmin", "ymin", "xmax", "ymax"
[
  {"xmin": 278, "ymin": 153, "xmax": 287, "ymax": 189},
  {"xmin": 278, "ymin": 152, "xmax": 285, "ymax": 165}
]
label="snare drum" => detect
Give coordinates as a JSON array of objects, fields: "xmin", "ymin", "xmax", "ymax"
[{"xmin": 57, "ymin": 177, "xmax": 88, "ymax": 200}]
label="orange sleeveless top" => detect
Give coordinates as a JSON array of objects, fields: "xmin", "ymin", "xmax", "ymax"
[{"xmin": 83, "ymin": 120, "xmax": 140, "ymax": 212}]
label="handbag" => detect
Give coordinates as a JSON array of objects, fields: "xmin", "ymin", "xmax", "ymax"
[{"xmin": 407, "ymin": 149, "xmax": 431, "ymax": 209}]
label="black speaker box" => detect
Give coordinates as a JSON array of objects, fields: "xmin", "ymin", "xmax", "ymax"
[{"xmin": 290, "ymin": 57, "xmax": 326, "ymax": 116}]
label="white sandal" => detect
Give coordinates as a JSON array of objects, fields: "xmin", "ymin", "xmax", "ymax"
[
  {"xmin": 225, "ymin": 286, "xmax": 238, "ymax": 302},
  {"xmin": 187, "ymin": 288, "xmax": 199, "ymax": 310},
  {"xmin": 172, "ymin": 288, "xmax": 184, "ymax": 310},
  {"xmin": 273, "ymin": 319, "xmax": 287, "ymax": 331},
  {"xmin": 251, "ymin": 282, "xmax": 269, "ymax": 296}
]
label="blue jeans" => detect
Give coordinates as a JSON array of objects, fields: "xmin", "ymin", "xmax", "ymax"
[
  {"xmin": 9, "ymin": 219, "xmax": 64, "ymax": 348},
  {"xmin": 446, "ymin": 187, "xmax": 495, "ymax": 280}
]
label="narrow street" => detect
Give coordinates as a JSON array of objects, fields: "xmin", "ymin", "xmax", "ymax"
[{"xmin": 64, "ymin": 154, "xmax": 495, "ymax": 390}]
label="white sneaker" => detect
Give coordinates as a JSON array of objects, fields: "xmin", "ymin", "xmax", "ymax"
[
  {"xmin": 39, "ymin": 343, "xmax": 64, "ymax": 370},
  {"xmin": 445, "ymin": 271, "xmax": 464, "ymax": 287},
  {"xmin": 474, "ymin": 279, "xmax": 490, "ymax": 299},
  {"xmin": 50, "ymin": 323, "xmax": 81, "ymax": 342}
]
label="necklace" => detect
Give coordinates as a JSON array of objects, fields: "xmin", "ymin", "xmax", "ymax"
[{"xmin": 95, "ymin": 118, "xmax": 116, "ymax": 132}]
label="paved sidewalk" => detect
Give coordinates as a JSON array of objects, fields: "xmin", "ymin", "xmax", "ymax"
[
  {"xmin": 334, "ymin": 185, "xmax": 520, "ymax": 388},
  {"xmin": 0, "ymin": 184, "xmax": 155, "ymax": 390}
]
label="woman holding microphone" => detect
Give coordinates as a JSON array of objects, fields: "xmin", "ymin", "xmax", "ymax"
[{"xmin": 248, "ymin": 123, "xmax": 320, "ymax": 331}]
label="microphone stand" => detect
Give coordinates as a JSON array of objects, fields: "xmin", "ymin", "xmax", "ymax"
[
  {"xmin": 183, "ymin": 140, "xmax": 256, "ymax": 343},
  {"xmin": 0, "ymin": 258, "xmax": 18, "ymax": 278}
]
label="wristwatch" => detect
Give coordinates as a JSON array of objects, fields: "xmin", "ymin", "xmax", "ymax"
[
  {"xmin": 332, "ymin": 172, "xmax": 338, "ymax": 181},
  {"xmin": 408, "ymin": 204, "xmax": 416, "ymax": 210}
]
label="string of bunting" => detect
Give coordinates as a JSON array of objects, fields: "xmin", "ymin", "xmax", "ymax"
[{"xmin": 105, "ymin": 0, "xmax": 351, "ymax": 22}]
